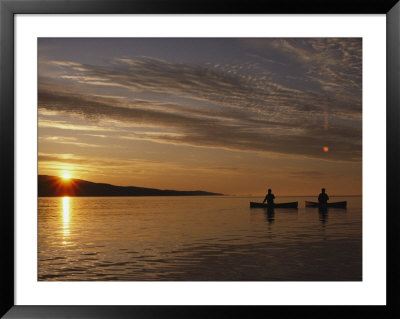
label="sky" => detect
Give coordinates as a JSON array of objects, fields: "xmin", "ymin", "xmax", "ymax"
[{"xmin": 38, "ymin": 38, "xmax": 362, "ymax": 196}]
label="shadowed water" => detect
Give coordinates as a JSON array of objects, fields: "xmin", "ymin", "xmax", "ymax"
[{"xmin": 38, "ymin": 196, "xmax": 362, "ymax": 281}]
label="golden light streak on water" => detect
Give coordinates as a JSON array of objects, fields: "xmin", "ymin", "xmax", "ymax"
[{"xmin": 62, "ymin": 196, "xmax": 70, "ymax": 244}]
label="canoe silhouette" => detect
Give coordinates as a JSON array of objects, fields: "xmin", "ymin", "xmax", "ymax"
[
  {"xmin": 305, "ymin": 201, "xmax": 347, "ymax": 208},
  {"xmin": 250, "ymin": 201, "xmax": 298, "ymax": 208}
]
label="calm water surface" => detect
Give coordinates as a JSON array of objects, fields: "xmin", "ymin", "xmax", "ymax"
[{"xmin": 38, "ymin": 196, "xmax": 362, "ymax": 281}]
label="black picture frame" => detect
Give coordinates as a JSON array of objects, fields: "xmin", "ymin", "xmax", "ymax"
[{"xmin": 1, "ymin": 0, "xmax": 399, "ymax": 318}]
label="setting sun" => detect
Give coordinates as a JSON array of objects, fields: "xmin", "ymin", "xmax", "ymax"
[{"xmin": 61, "ymin": 172, "xmax": 71, "ymax": 180}]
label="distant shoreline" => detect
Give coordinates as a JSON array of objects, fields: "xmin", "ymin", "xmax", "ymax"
[
  {"xmin": 38, "ymin": 175, "xmax": 223, "ymax": 197},
  {"xmin": 38, "ymin": 195, "xmax": 226, "ymax": 198}
]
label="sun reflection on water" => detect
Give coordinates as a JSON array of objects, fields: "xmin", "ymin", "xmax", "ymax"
[{"xmin": 62, "ymin": 196, "xmax": 70, "ymax": 244}]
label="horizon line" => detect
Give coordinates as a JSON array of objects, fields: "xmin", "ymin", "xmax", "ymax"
[{"xmin": 38, "ymin": 174, "xmax": 361, "ymax": 197}]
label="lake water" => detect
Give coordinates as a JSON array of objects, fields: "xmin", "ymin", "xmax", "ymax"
[{"xmin": 38, "ymin": 196, "xmax": 362, "ymax": 281}]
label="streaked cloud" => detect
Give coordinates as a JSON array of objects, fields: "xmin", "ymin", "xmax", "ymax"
[
  {"xmin": 39, "ymin": 136, "xmax": 102, "ymax": 148},
  {"xmin": 38, "ymin": 86, "xmax": 361, "ymax": 161}
]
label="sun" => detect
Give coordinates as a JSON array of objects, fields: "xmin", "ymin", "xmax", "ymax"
[{"xmin": 61, "ymin": 172, "xmax": 72, "ymax": 180}]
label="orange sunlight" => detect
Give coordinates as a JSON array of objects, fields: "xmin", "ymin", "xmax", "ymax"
[
  {"xmin": 62, "ymin": 196, "xmax": 70, "ymax": 244},
  {"xmin": 61, "ymin": 172, "xmax": 72, "ymax": 180}
]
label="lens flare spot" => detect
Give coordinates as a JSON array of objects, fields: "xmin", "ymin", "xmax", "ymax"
[{"xmin": 323, "ymin": 146, "xmax": 329, "ymax": 153}]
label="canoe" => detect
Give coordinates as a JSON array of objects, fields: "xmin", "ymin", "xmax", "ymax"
[
  {"xmin": 305, "ymin": 201, "xmax": 347, "ymax": 208},
  {"xmin": 250, "ymin": 201, "xmax": 298, "ymax": 208}
]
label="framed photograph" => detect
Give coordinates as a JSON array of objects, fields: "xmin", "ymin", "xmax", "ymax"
[{"xmin": 1, "ymin": 0, "xmax": 399, "ymax": 318}]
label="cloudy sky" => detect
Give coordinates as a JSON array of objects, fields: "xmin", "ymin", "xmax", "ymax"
[{"xmin": 38, "ymin": 38, "xmax": 362, "ymax": 196}]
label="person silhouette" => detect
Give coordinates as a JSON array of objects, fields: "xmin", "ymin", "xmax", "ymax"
[
  {"xmin": 318, "ymin": 188, "xmax": 329, "ymax": 205},
  {"xmin": 262, "ymin": 189, "xmax": 275, "ymax": 205}
]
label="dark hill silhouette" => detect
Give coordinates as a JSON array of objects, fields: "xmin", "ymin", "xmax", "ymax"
[{"xmin": 38, "ymin": 175, "xmax": 223, "ymax": 197}]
